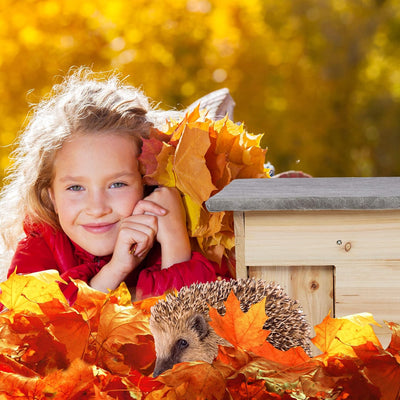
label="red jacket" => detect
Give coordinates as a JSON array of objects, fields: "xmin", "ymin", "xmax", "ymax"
[{"xmin": 8, "ymin": 222, "xmax": 230, "ymax": 304}]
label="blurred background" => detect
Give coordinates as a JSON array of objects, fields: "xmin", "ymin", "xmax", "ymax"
[{"xmin": 0, "ymin": 0, "xmax": 399, "ymax": 178}]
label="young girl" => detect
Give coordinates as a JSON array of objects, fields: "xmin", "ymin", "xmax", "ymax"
[{"xmin": 0, "ymin": 68, "xmax": 228, "ymax": 303}]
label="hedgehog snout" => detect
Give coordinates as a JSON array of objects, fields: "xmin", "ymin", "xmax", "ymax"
[{"xmin": 153, "ymin": 357, "xmax": 175, "ymax": 378}]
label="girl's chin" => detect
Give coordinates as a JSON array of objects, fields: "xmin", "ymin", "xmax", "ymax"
[{"xmin": 81, "ymin": 243, "xmax": 114, "ymax": 258}]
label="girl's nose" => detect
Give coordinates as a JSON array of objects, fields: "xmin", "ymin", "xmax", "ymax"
[{"xmin": 85, "ymin": 191, "xmax": 112, "ymax": 217}]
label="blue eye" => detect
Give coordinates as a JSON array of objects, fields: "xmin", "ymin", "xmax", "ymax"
[
  {"xmin": 67, "ymin": 185, "xmax": 83, "ymax": 191},
  {"xmin": 110, "ymin": 182, "xmax": 127, "ymax": 189}
]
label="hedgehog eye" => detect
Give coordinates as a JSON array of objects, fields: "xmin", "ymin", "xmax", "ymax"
[{"xmin": 177, "ymin": 339, "xmax": 189, "ymax": 350}]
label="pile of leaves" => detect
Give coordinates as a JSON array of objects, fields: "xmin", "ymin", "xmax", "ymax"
[
  {"xmin": 1, "ymin": 271, "xmax": 400, "ymax": 399},
  {"xmin": 139, "ymin": 107, "xmax": 268, "ymax": 275}
]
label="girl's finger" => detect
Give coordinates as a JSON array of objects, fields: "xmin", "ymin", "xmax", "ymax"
[
  {"xmin": 132, "ymin": 199, "xmax": 166, "ymax": 216},
  {"xmin": 118, "ymin": 218, "xmax": 157, "ymax": 256}
]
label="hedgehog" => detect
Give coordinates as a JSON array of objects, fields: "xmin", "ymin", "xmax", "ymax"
[{"xmin": 150, "ymin": 278, "xmax": 312, "ymax": 377}]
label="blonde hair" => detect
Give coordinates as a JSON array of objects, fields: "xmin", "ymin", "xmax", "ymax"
[{"xmin": 0, "ymin": 67, "xmax": 172, "ymax": 267}]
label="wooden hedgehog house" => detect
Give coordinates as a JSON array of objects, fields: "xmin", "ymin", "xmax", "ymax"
[{"xmin": 206, "ymin": 177, "xmax": 400, "ymax": 348}]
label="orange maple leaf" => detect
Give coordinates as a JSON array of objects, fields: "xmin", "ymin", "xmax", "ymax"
[
  {"xmin": 209, "ymin": 290, "xmax": 310, "ymax": 367},
  {"xmin": 209, "ymin": 290, "xmax": 269, "ymax": 349}
]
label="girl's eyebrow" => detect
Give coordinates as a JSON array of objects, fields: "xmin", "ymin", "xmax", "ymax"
[
  {"xmin": 58, "ymin": 175, "xmax": 85, "ymax": 182},
  {"xmin": 58, "ymin": 171, "xmax": 138, "ymax": 182}
]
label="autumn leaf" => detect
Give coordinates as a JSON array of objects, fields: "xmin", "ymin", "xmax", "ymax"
[
  {"xmin": 312, "ymin": 312, "xmax": 381, "ymax": 358},
  {"xmin": 0, "ymin": 270, "xmax": 67, "ymax": 315},
  {"xmin": 209, "ymin": 290, "xmax": 269, "ymax": 349},
  {"xmin": 152, "ymin": 361, "xmax": 231, "ymax": 400},
  {"xmin": 40, "ymin": 358, "xmax": 96, "ymax": 398},
  {"xmin": 225, "ymin": 375, "xmax": 274, "ymax": 400},
  {"xmin": 146, "ymin": 142, "xmax": 176, "ymax": 187},
  {"xmin": 71, "ymin": 278, "xmax": 107, "ymax": 328},
  {"xmin": 174, "ymin": 122, "xmax": 217, "ymax": 205},
  {"xmin": 312, "ymin": 356, "xmax": 381, "ymax": 399},
  {"xmin": 127, "ymin": 369, "xmax": 163, "ymax": 394},
  {"xmin": 0, "ymin": 312, "xmax": 70, "ymax": 375},
  {"xmin": 249, "ymin": 340, "xmax": 310, "ymax": 367},
  {"xmin": 139, "ymin": 133, "xmax": 167, "ymax": 181},
  {"xmin": 133, "ymin": 290, "xmax": 171, "ymax": 316},
  {"xmin": 107, "ymin": 281, "xmax": 132, "ymax": 307},
  {"xmin": 0, "ymin": 371, "xmax": 46, "ymax": 398},
  {"xmin": 386, "ymin": 321, "xmax": 400, "ymax": 357},
  {"xmin": 95, "ymin": 300, "xmax": 155, "ymax": 374},
  {"xmin": 97, "ymin": 302, "xmax": 151, "ymax": 347},
  {"xmin": 352, "ymin": 341, "xmax": 400, "ymax": 400},
  {"xmin": 0, "ymin": 354, "xmax": 38, "ymax": 378},
  {"xmin": 38, "ymin": 298, "xmax": 90, "ymax": 363},
  {"xmin": 215, "ymin": 345, "xmax": 255, "ymax": 371},
  {"xmin": 168, "ymin": 105, "xmax": 202, "ymax": 143}
]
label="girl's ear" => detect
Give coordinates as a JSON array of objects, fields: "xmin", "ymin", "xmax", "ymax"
[{"xmin": 47, "ymin": 188, "xmax": 58, "ymax": 214}]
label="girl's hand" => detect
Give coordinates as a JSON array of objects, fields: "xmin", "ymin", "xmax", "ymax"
[
  {"xmin": 90, "ymin": 199, "xmax": 166, "ymax": 292},
  {"xmin": 144, "ymin": 187, "xmax": 191, "ymax": 269}
]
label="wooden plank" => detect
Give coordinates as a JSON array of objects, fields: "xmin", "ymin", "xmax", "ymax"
[
  {"xmin": 233, "ymin": 211, "xmax": 246, "ymax": 279},
  {"xmin": 335, "ymin": 260, "xmax": 400, "ymax": 348},
  {"xmin": 244, "ymin": 210, "xmax": 400, "ymax": 265},
  {"xmin": 205, "ymin": 177, "xmax": 400, "ymax": 211}
]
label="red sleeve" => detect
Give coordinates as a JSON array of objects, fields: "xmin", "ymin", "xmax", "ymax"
[
  {"xmin": 8, "ymin": 235, "xmax": 59, "ymax": 276},
  {"xmin": 135, "ymin": 251, "xmax": 224, "ymax": 299}
]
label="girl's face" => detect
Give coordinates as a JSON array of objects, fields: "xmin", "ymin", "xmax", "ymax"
[{"xmin": 49, "ymin": 133, "xmax": 143, "ymax": 256}]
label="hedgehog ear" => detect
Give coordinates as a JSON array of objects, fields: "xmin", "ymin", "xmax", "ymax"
[{"xmin": 188, "ymin": 313, "xmax": 209, "ymax": 340}]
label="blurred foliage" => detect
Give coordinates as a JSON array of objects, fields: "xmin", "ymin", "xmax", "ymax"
[{"xmin": 1, "ymin": 0, "xmax": 400, "ymax": 178}]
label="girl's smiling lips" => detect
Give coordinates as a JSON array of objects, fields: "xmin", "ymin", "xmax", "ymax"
[{"xmin": 82, "ymin": 223, "xmax": 116, "ymax": 234}]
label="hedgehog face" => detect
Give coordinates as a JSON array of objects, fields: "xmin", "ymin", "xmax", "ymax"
[{"xmin": 150, "ymin": 311, "xmax": 221, "ymax": 377}]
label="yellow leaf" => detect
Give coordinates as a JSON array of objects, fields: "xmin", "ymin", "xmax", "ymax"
[
  {"xmin": 182, "ymin": 193, "xmax": 202, "ymax": 236},
  {"xmin": 0, "ymin": 270, "xmax": 67, "ymax": 315},
  {"xmin": 312, "ymin": 312, "xmax": 381, "ymax": 359},
  {"xmin": 107, "ymin": 281, "xmax": 132, "ymax": 307}
]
